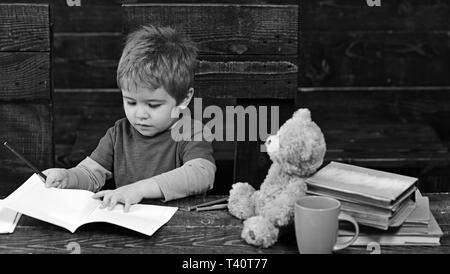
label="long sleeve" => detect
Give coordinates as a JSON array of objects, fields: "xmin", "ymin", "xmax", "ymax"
[
  {"xmin": 68, "ymin": 157, "xmax": 112, "ymax": 192},
  {"xmin": 152, "ymin": 158, "xmax": 216, "ymax": 202}
]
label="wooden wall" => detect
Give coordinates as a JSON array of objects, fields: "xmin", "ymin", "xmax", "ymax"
[
  {"xmin": 1, "ymin": 0, "xmax": 449, "ymax": 194},
  {"xmin": 298, "ymin": 0, "xmax": 450, "ymax": 192},
  {"xmin": 0, "ymin": 4, "xmax": 53, "ymax": 197},
  {"xmin": 1, "ymin": 0, "xmax": 298, "ymax": 194}
]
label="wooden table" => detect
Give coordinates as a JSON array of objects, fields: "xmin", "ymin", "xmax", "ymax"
[{"xmin": 0, "ymin": 194, "xmax": 448, "ymax": 254}]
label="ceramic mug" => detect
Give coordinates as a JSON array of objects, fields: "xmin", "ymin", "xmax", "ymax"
[{"xmin": 295, "ymin": 195, "xmax": 359, "ymax": 254}]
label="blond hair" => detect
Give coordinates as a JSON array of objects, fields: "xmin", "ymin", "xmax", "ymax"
[{"xmin": 117, "ymin": 25, "xmax": 198, "ymax": 104}]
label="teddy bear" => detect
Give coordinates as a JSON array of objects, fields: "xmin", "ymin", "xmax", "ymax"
[{"xmin": 227, "ymin": 108, "xmax": 326, "ymax": 248}]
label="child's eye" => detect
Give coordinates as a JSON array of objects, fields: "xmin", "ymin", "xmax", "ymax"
[
  {"xmin": 126, "ymin": 101, "xmax": 136, "ymax": 105},
  {"xmin": 149, "ymin": 104, "xmax": 161, "ymax": 108}
]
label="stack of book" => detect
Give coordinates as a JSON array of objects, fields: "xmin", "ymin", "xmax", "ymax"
[
  {"xmin": 305, "ymin": 161, "xmax": 418, "ymax": 230},
  {"xmin": 338, "ymin": 190, "xmax": 443, "ymax": 246}
]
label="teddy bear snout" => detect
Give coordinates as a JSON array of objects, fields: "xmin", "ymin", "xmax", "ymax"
[{"xmin": 265, "ymin": 135, "xmax": 280, "ymax": 153}]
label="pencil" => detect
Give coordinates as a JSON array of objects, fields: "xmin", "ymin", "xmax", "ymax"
[
  {"xmin": 3, "ymin": 141, "xmax": 47, "ymax": 182},
  {"xmin": 196, "ymin": 204, "xmax": 228, "ymax": 211},
  {"xmin": 187, "ymin": 197, "xmax": 229, "ymax": 211}
]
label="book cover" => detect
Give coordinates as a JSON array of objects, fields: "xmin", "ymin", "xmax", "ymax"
[
  {"xmin": 337, "ymin": 198, "xmax": 416, "ymax": 230},
  {"xmin": 338, "ymin": 212, "xmax": 443, "ymax": 246},
  {"xmin": 306, "ymin": 161, "xmax": 418, "ymax": 207},
  {"xmin": 404, "ymin": 191, "xmax": 430, "ymax": 226}
]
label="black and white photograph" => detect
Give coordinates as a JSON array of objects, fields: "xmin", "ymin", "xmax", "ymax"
[{"xmin": 0, "ymin": 0, "xmax": 449, "ymax": 263}]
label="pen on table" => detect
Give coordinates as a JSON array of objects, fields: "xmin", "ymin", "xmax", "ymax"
[{"xmin": 3, "ymin": 141, "xmax": 47, "ymax": 183}]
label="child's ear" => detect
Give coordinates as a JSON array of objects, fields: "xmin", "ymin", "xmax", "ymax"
[
  {"xmin": 171, "ymin": 88, "xmax": 194, "ymax": 118},
  {"xmin": 179, "ymin": 88, "xmax": 194, "ymax": 110}
]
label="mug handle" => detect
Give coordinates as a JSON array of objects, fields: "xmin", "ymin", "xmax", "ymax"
[{"xmin": 333, "ymin": 212, "xmax": 359, "ymax": 252}]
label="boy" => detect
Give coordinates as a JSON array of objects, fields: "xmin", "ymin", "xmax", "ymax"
[{"xmin": 43, "ymin": 25, "xmax": 216, "ymax": 212}]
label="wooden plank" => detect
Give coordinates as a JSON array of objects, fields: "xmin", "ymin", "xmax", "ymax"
[
  {"xmin": 0, "ymin": 3, "xmax": 50, "ymax": 51},
  {"xmin": 195, "ymin": 59, "xmax": 296, "ymax": 98},
  {"xmin": 53, "ymin": 33, "xmax": 123, "ymax": 62},
  {"xmin": 0, "ymin": 103, "xmax": 53, "ymax": 198},
  {"xmin": 53, "ymin": 90, "xmax": 123, "ymax": 168},
  {"xmin": 53, "ymin": 57, "xmax": 297, "ymax": 97},
  {"xmin": 1, "ymin": 0, "xmax": 122, "ymax": 32},
  {"xmin": 302, "ymin": 0, "xmax": 450, "ymax": 31},
  {"xmin": 297, "ymin": 88, "xmax": 450, "ymax": 127},
  {"xmin": 53, "ymin": 32, "xmax": 299, "ymax": 62},
  {"xmin": 52, "ymin": 1, "xmax": 122, "ymax": 33},
  {"xmin": 7, "ymin": 195, "xmax": 292, "ymax": 254},
  {"xmin": 123, "ymin": 4, "xmax": 297, "ymax": 56},
  {"xmin": 52, "ymin": 33, "xmax": 121, "ymax": 90},
  {"xmin": 3, "ymin": 218, "xmax": 450, "ymax": 254},
  {"xmin": 296, "ymin": 88, "xmax": 450, "ymax": 166},
  {"xmin": 0, "ymin": 225, "xmax": 296, "ymax": 254},
  {"xmin": 2, "ymin": 1, "xmax": 298, "ymax": 33},
  {"xmin": 52, "ymin": 5, "xmax": 297, "ymax": 94},
  {"xmin": 297, "ymin": 86, "xmax": 450, "ymax": 117},
  {"xmin": 2, "ymin": 193, "xmax": 447, "ymax": 254},
  {"xmin": 127, "ymin": 0, "xmax": 298, "ymax": 4},
  {"xmin": 52, "ymin": 32, "xmax": 296, "ymax": 94},
  {"xmin": 0, "ymin": 52, "xmax": 50, "ymax": 101},
  {"xmin": 300, "ymin": 31, "xmax": 450, "ymax": 87}
]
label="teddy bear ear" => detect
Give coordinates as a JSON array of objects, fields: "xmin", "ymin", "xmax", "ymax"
[{"xmin": 292, "ymin": 108, "xmax": 312, "ymax": 122}]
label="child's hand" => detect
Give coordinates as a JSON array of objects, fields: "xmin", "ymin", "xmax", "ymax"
[
  {"xmin": 42, "ymin": 168, "xmax": 72, "ymax": 189},
  {"xmin": 92, "ymin": 184, "xmax": 144, "ymax": 212}
]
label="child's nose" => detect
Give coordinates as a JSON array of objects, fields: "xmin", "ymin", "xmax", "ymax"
[{"xmin": 135, "ymin": 106, "xmax": 150, "ymax": 119}]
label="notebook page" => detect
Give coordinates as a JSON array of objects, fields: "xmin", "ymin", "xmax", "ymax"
[
  {"xmin": 2, "ymin": 174, "xmax": 100, "ymax": 232},
  {"xmin": 0, "ymin": 200, "xmax": 21, "ymax": 233},
  {"xmin": 85, "ymin": 203, "xmax": 178, "ymax": 236}
]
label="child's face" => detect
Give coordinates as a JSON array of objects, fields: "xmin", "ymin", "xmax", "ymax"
[{"xmin": 122, "ymin": 85, "xmax": 178, "ymax": 137}]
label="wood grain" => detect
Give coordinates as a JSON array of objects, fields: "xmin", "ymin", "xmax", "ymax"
[
  {"xmin": 0, "ymin": 3, "xmax": 49, "ymax": 51},
  {"xmin": 300, "ymin": 31, "xmax": 450, "ymax": 87},
  {"xmin": 123, "ymin": 4, "xmax": 297, "ymax": 56},
  {"xmin": 0, "ymin": 193, "xmax": 448, "ymax": 254},
  {"xmin": 0, "ymin": 103, "xmax": 53, "ymax": 197},
  {"xmin": 302, "ymin": 0, "xmax": 450, "ymax": 31},
  {"xmin": 0, "ymin": 52, "xmax": 50, "ymax": 101},
  {"xmin": 53, "ymin": 57, "xmax": 297, "ymax": 97},
  {"xmin": 52, "ymin": 32, "xmax": 297, "ymax": 93},
  {"xmin": 1, "ymin": 0, "xmax": 298, "ymax": 33},
  {"xmin": 296, "ymin": 88, "xmax": 450, "ymax": 166},
  {"xmin": 0, "ymin": 4, "xmax": 53, "ymax": 197},
  {"xmin": 0, "ymin": 0, "xmax": 122, "ymax": 32}
]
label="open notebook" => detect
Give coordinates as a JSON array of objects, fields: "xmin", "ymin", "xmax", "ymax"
[
  {"xmin": 1, "ymin": 174, "xmax": 178, "ymax": 236},
  {"xmin": 0, "ymin": 201, "xmax": 21, "ymax": 233}
]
